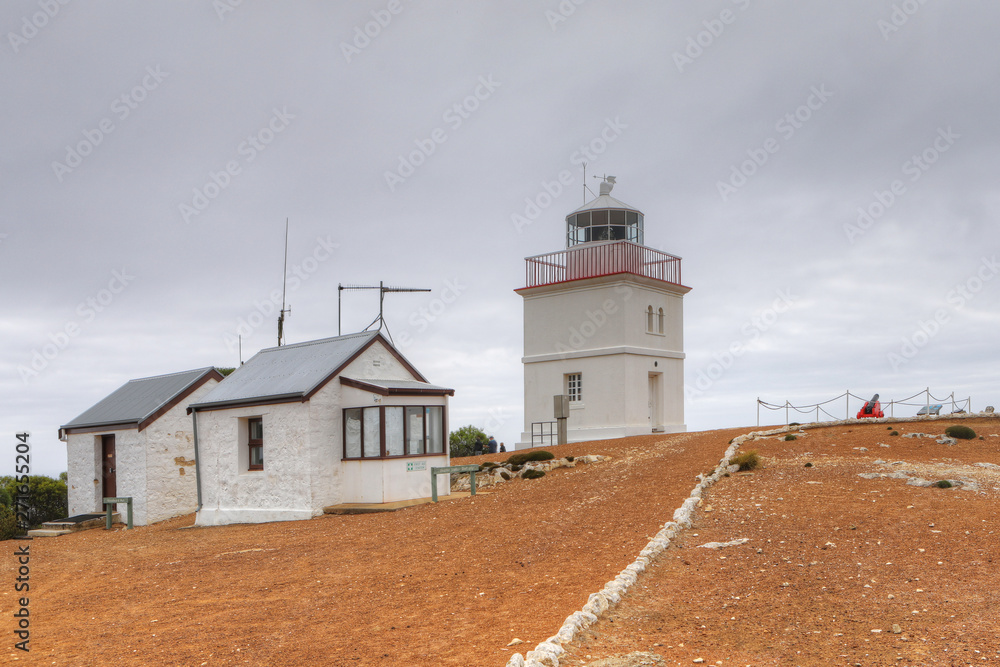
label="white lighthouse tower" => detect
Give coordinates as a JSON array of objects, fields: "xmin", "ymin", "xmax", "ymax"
[{"xmin": 516, "ymin": 177, "xmax": 690, "ymax": 446}]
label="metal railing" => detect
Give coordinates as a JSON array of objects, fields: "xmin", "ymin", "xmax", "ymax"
[
  {"xmin": 757, "ymin": 388, "xmax": 973, "ymax": 426},
  {"xmin": 524, "ymin": 240, "xmax": 683, "ymax": 289},
  {"xmin": 530, "ymin": 421, "xmax": 557, "ymax": 447}
]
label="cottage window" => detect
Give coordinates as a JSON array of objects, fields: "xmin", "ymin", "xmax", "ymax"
[
  {"xmin": 567, "ymin": 373, "xmax": 582, "ymax": 402},
  {"xmin": 406, "ymin": 407, "xmax": 424, "ymax": 455},
  {"xmin": 342, "ymin": 405, "xmax": 446, "ymax": 459},
  {"xmin": 385, "ymin": 407, "xmax": 405, "ymax": 456},
  {"xmin": 363, "ymin": 407, "xmax": 381, "ymax": 457},
  {"xmin": 248, "ymin": 417, "xmax": 263, "ymax": 470},
  {"xmin": 345, "ymin": 408, "xmax": 362, "ymax": 458}
]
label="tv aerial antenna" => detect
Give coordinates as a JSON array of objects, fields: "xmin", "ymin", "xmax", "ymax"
[
  {"xmin": 277, "ymin": 218, "xmax": 292, "ymax": 346},
  {"xmin": 338, "ymin": 281, "xmax": 431, "ymax": 344}
]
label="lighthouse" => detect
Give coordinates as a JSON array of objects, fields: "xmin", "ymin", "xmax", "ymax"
[{"xmin": 516, "ymin": 177, "xmax": 690, "ymax": 446}]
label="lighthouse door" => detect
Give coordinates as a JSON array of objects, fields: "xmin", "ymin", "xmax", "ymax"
[{"xmin": 648, "ymin": 373, "xmax": 662, "ymax": 431}]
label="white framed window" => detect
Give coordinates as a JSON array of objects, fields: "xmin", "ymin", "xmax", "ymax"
[{"xmin": 566, "ymin": 373, "xmax": 582, "ymax": 402}]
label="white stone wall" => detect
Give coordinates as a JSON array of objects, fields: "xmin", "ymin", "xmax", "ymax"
[
  {"xmin": 65, "ymin": 427, "xmax": 142, "ymax": 520},
  {"xmin": 195, "ymin": 400, "xmax": 314, "ymax": 526},
  {"xmin": 140, "ymin": 378, "xmax": 219, "ymax": 525}
]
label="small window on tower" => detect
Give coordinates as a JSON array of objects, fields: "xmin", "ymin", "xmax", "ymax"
[
  {"xmin": 646, "ymin": 306, "xmax": 654, "ymax": 332},
  {"xmin": 567, "ymin": 373, "xmax": 582, "ymax": 402},
  {"xmin": 657, "ymin": 307, "xmax": 665, "ymax": 334}
]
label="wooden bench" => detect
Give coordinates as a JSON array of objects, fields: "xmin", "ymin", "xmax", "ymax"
[
  {"xmin": 103, "ymin": 497, "xmax": 134, "ymax": 529},
  {"xmin": 430, "ymin": 465, "xmax": 480, "ymax": 502}
]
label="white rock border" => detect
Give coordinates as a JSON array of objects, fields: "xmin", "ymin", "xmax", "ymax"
[{"xmin": 505, "ymin": 411, "xmax": 998, "ymax": 667}]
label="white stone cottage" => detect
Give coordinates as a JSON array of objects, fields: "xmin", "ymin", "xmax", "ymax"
[
  {"xmin": 189, "ymin": 331, "xmax": 454, "ymax": 526},
  {"xmin": 59, "ymin": 367, "xmax": 224, "ymax": 526}
]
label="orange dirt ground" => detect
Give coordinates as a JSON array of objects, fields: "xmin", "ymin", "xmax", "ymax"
[{"xmin": 3, "ymin": 418, "xmax": 999, "ymax": 666}]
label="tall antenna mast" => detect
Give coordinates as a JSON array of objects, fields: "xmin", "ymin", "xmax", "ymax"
[
  {"xmin": 582, "ymin": 162, "xmax": 587, "ymax": 204},
  {"xmin": 338, "ymin": 282, "xmax": 431, "ymax": 343},
  {"xmin": 277, "ymin": 218, "xmax": 291, "ymax": 346}
]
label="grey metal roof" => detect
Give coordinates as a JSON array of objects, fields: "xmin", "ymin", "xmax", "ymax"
[
  {"xmin": 62, "ymin": 367, "xmax": 219, "ymax": 430},
  {"xmin": 569, "ymin": 193, "xmax": 641, "ymax": 215},
  {"xmin": 342, "ymin": 377, "xmax": 454, "ymax": 394},
  {"xmin": 192, "ymin": 331, "xmax": 387, "ymax": 409}
]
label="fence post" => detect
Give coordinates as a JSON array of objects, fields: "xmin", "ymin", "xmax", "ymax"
[
  {"xmin": 926, "ymin": 387, "xmax": 930, "ymax": 416},
  {"xmin": 846, "ymin": 391, "xmax": 850, "ymax": 420},
  {"xmin": 785, "ymin": 401, "xmax": 789, "ymax": 426},
  {"xmin": 757, "ymin": 398, "xmax": 760, "ymax": 427}
]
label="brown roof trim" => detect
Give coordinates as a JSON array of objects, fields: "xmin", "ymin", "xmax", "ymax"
[
  {"xmin": 138, "ymin": 368, "xmax": 224, "ymax": 431},
  {"xmin": 302, "ymin": 332, "xmax": 428, "ymax": 401},
  {"xmin": 62, "ymin": 422, "xmax": 139, "ymax": 436},
  {"xmin": 339, "ymin": 377, "xmax": 455, "ymax": 397},
  {"xmin": 188, "ymin": 394, "xmax": 304, "ymax": 414}
]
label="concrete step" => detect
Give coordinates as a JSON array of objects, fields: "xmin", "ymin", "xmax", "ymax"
[
  {"xmin": 30, "ymin": 512, "xmax": 120, "ymax": 537},
  {"xmin": 26, "ymin": 529, "xmax": 72, "ymax": 538}
]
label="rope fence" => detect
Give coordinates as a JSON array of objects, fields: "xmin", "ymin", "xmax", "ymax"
[{"xmin": 757, "ymin": 388, "xmax": 972, "ymax": 427}]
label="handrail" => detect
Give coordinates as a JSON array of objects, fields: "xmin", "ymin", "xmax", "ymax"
[
  {"xmin": 756, "ymin": 388, "xmax": 972, "ymax": 425},
  {"xmin": 524, "ymin": 240, "xmax": 683, "ymax": 289}
]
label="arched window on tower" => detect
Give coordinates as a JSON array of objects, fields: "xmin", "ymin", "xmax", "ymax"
[
  {"xmin": 657, "ymin": 307, "xmax": 665, "ymax": 334},
  {"xmin": 646, "ymin": 306, "xmax": 654, "ymax": 333}
]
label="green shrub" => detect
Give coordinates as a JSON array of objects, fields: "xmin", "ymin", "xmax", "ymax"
[
  {"xmin": 0, "ymin": 505, "xmax": 18, "ymax": 541},
  {"xmin": 565, "ymin": 456, "xmax": 574, "ymax": 462},
  {"xmin": 789, "ymin": 422, "xmax": 800, "ymax": 427},
  {"xmin": 506, "ymin": 450, "xmax": 555, "ymax": 466},
  {"xmin": 890, "ymin": 430, "xmax": 899, "ymax": 436},
  {"xmin": 935, "ymin": 480, "xmax": 953, "ymax": 488},
  {"xmin": 510, "ymin": 464, "xmax": 523, "ymax": 472},
  {"xmin": 784, "ymin": 434, "xmax": 797, "ymax": 441},
  {"xmin": 729, "ymin": 450, "xmax": 760, "ymax": 471},
  {"xmin": 944, "ymin": 425, "xmax": 976, "ymax": 440},
  {"xmin": 887, "ymin": 426, "xmax": 893, "ymax": 430},
  {"xmin": 522, "ymin": 469, "xmax": 546, "ymax": 480},
  {"xmin": 804, "ymin": 462, "xmax": 813, "ymax": 468}
]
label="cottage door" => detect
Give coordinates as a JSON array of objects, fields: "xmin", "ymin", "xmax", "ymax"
[{"xmin": 101, "ymin": 434, "xmax": 117, "ymax": 500}]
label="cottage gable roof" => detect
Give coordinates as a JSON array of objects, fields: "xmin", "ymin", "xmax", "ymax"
[
  {"xmin": 62, "ymin": 367, "xmax": 222, "ymax": 432},
  {"xmin": 191, "ymin": 331, "xmax": 424, "ymax": 410}
]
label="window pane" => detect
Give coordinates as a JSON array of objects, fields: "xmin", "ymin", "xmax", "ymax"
[
  {"xmin": 611, "ymin": 226, "xmax": 626, "ymax": 240},
  {"xmin": 591, "ymin": 210, "xmax": 608, "ymax": 226},
  {"xmin": 626, "ymin": 211, "xmax": 638, "ymax": 226},
  {"xmin": 250, "ymin": 445, "xmax": 263, "ymax": 467},
  {"xmin": 345, "ymin": 408, "xmax": 362, "ymax": 458},
  {"xmin": 568, "ymin": 373, "xmax": 582, "ymax": 402},
  {"xmin": 425, "ymin": 407, "xmax": 443, "ymax": 454},
  {"xmin": 385, "ymin": 407, "xmax": 404, "ymax": 456},
  {"xmin": 249, "ymin": 418, "xmax": 262, "ymax": 442},
  {"xmin": 576, "ymin": 211, "xmax": 590, "ymax": 227},
  {"xmin": 363, "ymin": 407, "xmax": 381, "ymax": 457},
  {"xmin": 405, "ymin": 407, "xmax": 424, "ymax": 455},
  {"xmin": 610, "ymin": 210, "xmax": 625, "ymax": 226}
]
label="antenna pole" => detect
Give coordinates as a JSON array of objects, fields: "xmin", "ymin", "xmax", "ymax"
[
  {"xmin": 582, "ymin": 162, "xmax": 587, "ymax": 204},
  {"xmin": 338, "ymin": 283, "xmax": 343, "ymax": 336},
  {"xmin": 278, "ymin": 218, "xmax": 291, "ymax": 346}
]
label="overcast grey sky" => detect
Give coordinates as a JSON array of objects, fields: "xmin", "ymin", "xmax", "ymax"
[{"xmin": 3, "ymin": 1, "xmax": 998, "ymax": 477}]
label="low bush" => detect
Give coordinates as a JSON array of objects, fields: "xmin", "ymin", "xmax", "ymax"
[
  {"xmin": 565, "ymin": 456, "xmax": 574, "ymax": 462},
  {"xmin": 944, "ymin": 425, "xmax": 976, "ymax": 440},
  {"xmin": 729, "ymin": 450, "xmax": 760, "ymax": 471},
  {"xmin": 522, "ymin": 469, "xmax": 546, "ymax": 480},
  {"xmin": 890, "ymin": 430, "xmax": 899, "ymax": 436},
  {"xmin": 784, "ymin": 434, "xmax": 797, "ymax": 441},
  {"xmin": 935, "ymin": 480, "xmax": 953, "ymax": 488},
  {"xmin": 506, "ymin": 450, "xmax": 555, "ymax": 466}
]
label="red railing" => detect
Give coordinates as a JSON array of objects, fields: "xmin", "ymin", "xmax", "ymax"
[{"xmin": 523, "ymin": 241, "xmax": 683, "ymax": 289}]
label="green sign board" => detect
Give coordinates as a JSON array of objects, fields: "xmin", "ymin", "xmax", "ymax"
[{"xmin": 407, "ymin": 461, "xmax": 427, "ymax": 472}]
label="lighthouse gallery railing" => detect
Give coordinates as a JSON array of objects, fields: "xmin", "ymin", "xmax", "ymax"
[{"xmin": 523, "ymin": 240, "xmax": 683, "ymax": 289}]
